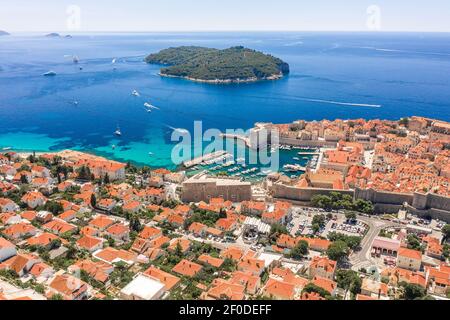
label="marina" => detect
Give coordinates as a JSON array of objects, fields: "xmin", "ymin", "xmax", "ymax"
[{"xmin": 183, "ymin": 150, "xmax": 229, "ymax": 168}]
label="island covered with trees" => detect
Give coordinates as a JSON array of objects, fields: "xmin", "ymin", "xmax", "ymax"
[{"xmin": 145, "ymin": 46, "xmax": 290, "ymax": 83}]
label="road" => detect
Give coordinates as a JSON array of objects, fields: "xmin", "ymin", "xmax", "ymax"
[{"xmin": 349, "ymin": 216, "xmax": 401, "ymax": 271}]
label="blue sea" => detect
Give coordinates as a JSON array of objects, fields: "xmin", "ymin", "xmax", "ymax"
[{"xmin": 1, "ymin": 32, "xmax": 450, "ymax": 171}]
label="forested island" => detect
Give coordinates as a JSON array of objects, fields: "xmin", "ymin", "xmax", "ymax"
[
  {"xmin": 45, "ymin": 33, "xmax": 61, "ymax": 37},
  {"xmin": 145, "ymin": 46, "xmax": 290, "ymax": 83}
]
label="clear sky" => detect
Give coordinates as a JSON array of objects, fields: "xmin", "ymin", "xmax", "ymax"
[{"xmin": 1, "ymin": 0, "xmax": 450, "ymax": 32}]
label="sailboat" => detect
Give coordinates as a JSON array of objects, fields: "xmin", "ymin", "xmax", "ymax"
[
  {"xmin": 73, "ymin": 55, "xmax": 79, "ymax": 64},
  {"xmin": 132, "ymin": 90, "xmax": 140, "ymax": 97}
]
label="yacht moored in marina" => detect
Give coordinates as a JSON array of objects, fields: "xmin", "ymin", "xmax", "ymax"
[{"xmin": 283, "ymin": 164, "xmax": 306, "ymax": 172}]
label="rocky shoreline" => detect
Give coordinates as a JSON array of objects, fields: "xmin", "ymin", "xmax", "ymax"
[{"xmin": 159, "ymin": 72, "xmax": 285, "ymax": 84}]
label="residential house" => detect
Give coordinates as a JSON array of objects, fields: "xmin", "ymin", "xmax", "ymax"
[
  {"xmin": 0, "ymin": 237, "xmax": 16, "ymax": 262},
  {"xmin": 309, "ymin": 256, "xmax": 337, "ymax": 280},
  {"xmin": 47, "ymin": 274, "xmax": 88, "ymax": 300},
  {"xmin": 21, "ymin": 191, "xmax": 46, "ymax": 209},
  {"xmin": 76, "ymin": 235, "xmax": 104, "ymax": 253},
  {"xmin": 172, "ymin": 259, "xmax": 202, "ymax": 277},
  {"xmin": 0, "ymin": 198, "xmax": 19, "ymax": 213},
  {"xmin": 397, "ymin": 247, "xmax": 422, "ymax": 271},
  {"xmin": 4, "ymin": 222, "xmax": 37, "ymax": 239},
  {"xmin": 361, "ymin": 278, "xmax": 389, "ymax": 300}
]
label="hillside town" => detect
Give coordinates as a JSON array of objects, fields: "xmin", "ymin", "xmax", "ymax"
[{"xmin": 0, "ymin": 116, "xmax": 449, "ymax": 301}]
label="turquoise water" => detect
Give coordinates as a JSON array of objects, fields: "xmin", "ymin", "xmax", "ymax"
[{"xmin": 1, "ymin": 32, "xmax": 450, "ymax": 171}]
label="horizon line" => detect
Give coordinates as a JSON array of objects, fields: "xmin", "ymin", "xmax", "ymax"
[{"xmin": 4, "ymin": 29, "xmax": 450, "ymax": 34}]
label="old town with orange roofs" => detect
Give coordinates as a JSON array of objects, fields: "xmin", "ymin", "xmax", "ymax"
[{"xmin": 0, "ymin": 116, "xmax": 449, "ymax": 301}]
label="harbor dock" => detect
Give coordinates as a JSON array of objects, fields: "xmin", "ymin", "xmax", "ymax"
[{"xmin": 183, "ymin": 150, "xmax": 228, "ymax": 168}]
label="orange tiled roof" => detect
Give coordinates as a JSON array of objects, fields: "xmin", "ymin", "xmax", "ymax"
[
  {"xmin": 144, "ymin": 266, "xmax": 180, "ymax": 290},
  {"xmin": 172, "ymin": 259, "xmax": 202, "ymax": 277}
]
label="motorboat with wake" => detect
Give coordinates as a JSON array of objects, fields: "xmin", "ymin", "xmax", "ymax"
[
  {"xmin": 144, "ymin": 102, "xmax": 160, "ymax": 110},
  {"xmin": 43, "ymin": 71, "xmax": 57, "ymax": 76}
]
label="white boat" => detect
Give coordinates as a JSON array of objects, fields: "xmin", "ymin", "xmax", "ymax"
[
  {"xmin": 2, "ymin": 147, "xmax": 12, "ymax": 151},
  {"xmin": 283, "ymin": 164, "xmax": 305, "ymax": 172},
  {"xmin": 114, "ymin": 126, "xmax": 122, "ymax": 136},
  {"xmin": 112, "ymin": 145, "xmax": 116, "ymax": 150},
  {"xmin": 293, "ymin": 157, "xmax": 300, "ymax": 161},
  {"xmin": 112, "ymin": 58, "xmax": 117, "ymax": 64},
  {"xmin": 173, "ymin": 128, "xmax": 189, "ymax": 135},
  {"xmin": 43, "ymin": 71, "xmax": 56, "ymax": 76},
  {"xmin": 132, "ymin": 90, "xmax": 140, "ymax": 97},
  {"xmin": 148, "ymin": 152, "xmax": 154, "ymax": 156},
  {"xmin": 144, "ymin": 102, "xmax": 160, "ymax": 111}
]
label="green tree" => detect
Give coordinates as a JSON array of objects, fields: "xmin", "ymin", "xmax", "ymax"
[
  {"xmin": 302, "ymin": 283, "xmax": 331, "ymax": 299},
  {"xmin": 406, "ymin": 234, "xmax": 423, "ymax": 251},
  {"xmin": 327, "ymin": 232, "xmax": 362, "ymax": 250},
  {"xmin": 128, "ymin": 214, "xmax": 142, "ymax": 232},
  {"xmin": 49, "ymin": 239, "xmax": 62, "ymax": 250},
  {"xmin": 34, "ymin": 283, "xmax": 45, "ymax": 294},
  {"xmin": 312, "ymin": 214, "xmax": 326, "ymax": 228},
  {"xmin": 219, "ymin": 208, "xmax": 227, "ymax": 219},
  {"xmin": 353, "ymin": 199, "xmax": 374, "ymax": 214},
  {"xmin": 175, "ymin": 242, "xmax": 183, "ymax": 257},
  {"xmin": 290, "ymin": 240, "xmax": 309, "ymax": 260},
  {"xmin": 103, "ymin": 173, "xmax": 110, "ymax": 185},
  {"xmin": 336, "ymin": 269, "xmax": 361, "ymax": 297},
  {"xmin": 90, "ymin": 194, "xmax": 97, "ymax": 208},
  {"xmin": 20, "ymin": 174, "xmax": 28, "ymax": 184},
  {"xmin": 269, "ymin": 223, "xmax": 288, "ymax": 243},
  {"xmin": 66, "ymin": 244, "xmax": 78, "ymax": 260},
  {"xmin": 77, "ymin": 166, "xmax": 92, "ymax": 181},
  {"xmin": 327, "ymin": 240, "xmax": 349, "ymax": 261},
  {"xmin": 311, "ymin": 195, "xmax": 333, "ymax": 211},
  {"xmin": 402, "ymin": 283, "xmax": 426, "ymax": 300},
  {"xmin": 442, "ymin": 224, "xmax": 450, "ymax": 242},
  {"xmin": 345, "ymin": 211, "xmax": 357, "ymax": 222},
  {"xmin": 44, "ymin": 201, "xmax": 64, "ymax": 215},
  {"xmin": 399, "ymin": 118, "xmax": 410, "ymax": 127}
]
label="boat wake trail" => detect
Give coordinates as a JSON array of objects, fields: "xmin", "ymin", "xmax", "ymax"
[
  {"xmin": 358, "ymin": 46, "xmax": 450, "ymax": 57},
  {"xmin": 294, "ymin": 97, "xmax": 381, "ymax": 108}
]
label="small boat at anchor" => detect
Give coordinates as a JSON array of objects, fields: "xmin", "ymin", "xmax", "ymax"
[{"xmin": 114, "ymin": 126, "xmax": 122, "ymax": 136}]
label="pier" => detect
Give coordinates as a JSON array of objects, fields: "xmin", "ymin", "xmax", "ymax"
[
  {"xmin": 183, "ymin": 150, "xmax": 228, "ymax": 168},
  {"xmin": 297, "ymin": 152, "xmax": 320, "ymax": 156},
  {"xmin": 220, "ymin": 133, "xmax": 251, "ymax": 147}
]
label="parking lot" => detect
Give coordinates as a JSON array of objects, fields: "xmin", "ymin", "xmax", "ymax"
[
  {"xmin": 288, "ymin": 207, "xmax": 368, "ymax": 239},
  {"xmin": 329, "ymin": 220, "xmax": 367, "ymax": 237}
]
